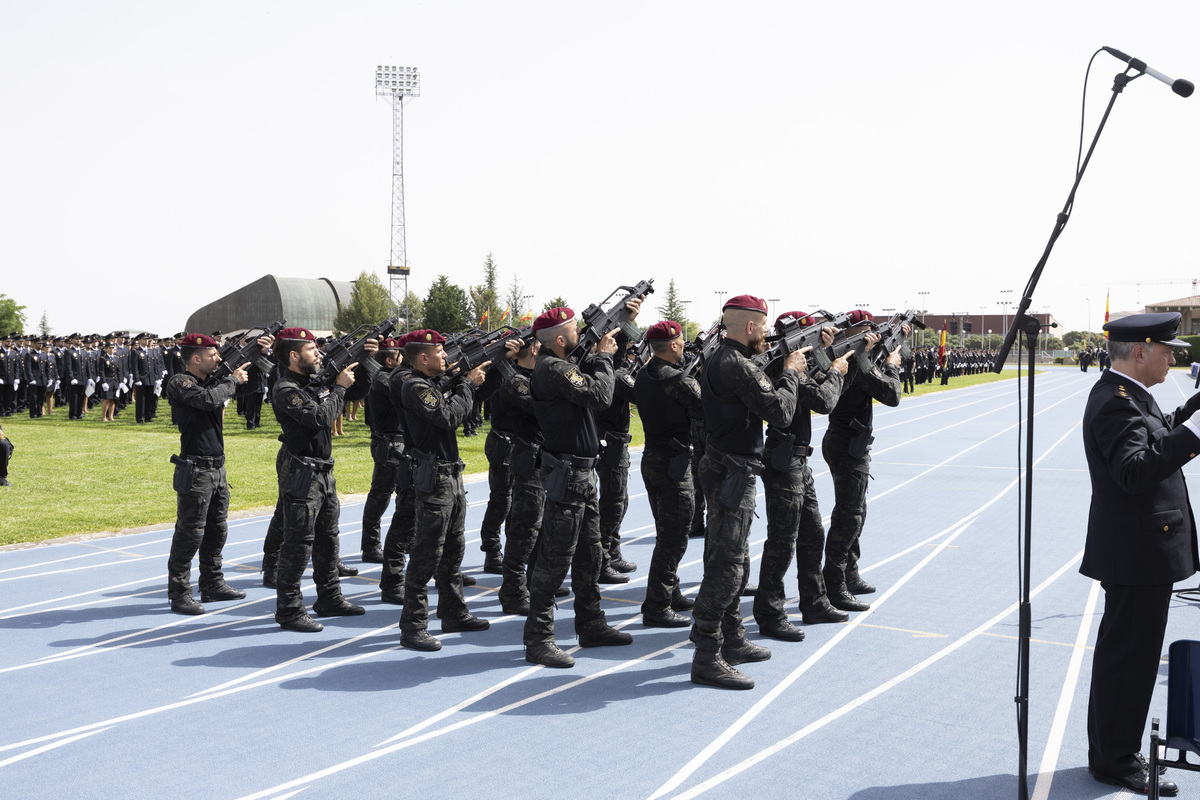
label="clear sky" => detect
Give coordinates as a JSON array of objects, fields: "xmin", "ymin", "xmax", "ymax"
[{"xmin": 3, "ymin": 1, "xmax": 1198, "ymax": 338}]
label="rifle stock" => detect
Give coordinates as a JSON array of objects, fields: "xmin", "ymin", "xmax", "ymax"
[
  {"xmin": 313, "ymin": 318, "xmax": 398, "ymax": 386},
  {"xmin": 210, "ymin": 320, "xmax": 285, "ymax": 382},
  {"xmin": 567, "ymin": 279, "xmax": 655, "ymax": 362}
]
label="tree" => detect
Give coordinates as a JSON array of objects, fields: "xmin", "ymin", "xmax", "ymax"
[
  {"xmin": 1062, "ymin": 330, "xmax": 1088, "ymax": 349},
  {"xmin": 38, "ymin": 310, "xmax": 51, "ymax": 337},
  {"xmin": 503, "ymin": 273, "xmax": 527, "ymax": 328},
  {"xmin": 423, "ymin": 275, "xmax": 473, "ymax": 333},
  {"xmin": 333, "ymin": 271, "xmax": 392, "ymax": 335},
  {"xmin": 398, "ymin": 290, "xmax": 425, "ymax": 332},
  {"xmin": 469, "ymin": 252, "xmax": 503, "ymax": 330},
  {"xmin": 654, "ymin": 278, "xmax": 698, "ymax": 339},
  {"xmin": 0, "ymin": 294, "xmax": 28, "ymax": 334},
  {"xmin": 542, "ymin": 296, "xmax": 569, "ymax": 312}
]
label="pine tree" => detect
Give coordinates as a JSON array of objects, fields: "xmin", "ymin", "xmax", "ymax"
[
  {"xmin": 38, "ymin": 310, "xmax": 51, "ymax": 337},
  {"xmin": 423, "ymin": 275, "xmax": 473, "ymax": 333}
]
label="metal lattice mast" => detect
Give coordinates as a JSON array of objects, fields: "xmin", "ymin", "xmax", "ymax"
[{"xmin": 375, "ymin": 65, "xmax": 420, "ymax": 330}]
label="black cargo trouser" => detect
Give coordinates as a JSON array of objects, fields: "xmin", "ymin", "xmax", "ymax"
[
  {"xmin": 821, "ymin": 428, "xmax": 870, "ymax": 591},
  {"xmin": 400, "ymin": 468, "xmax": 469, "ymax": 631},
  {"xmin": 167, "ymin": 462, "xmax": 230, "ymax": 600},
  {"xmin": 480, "ymin": 430, "xmax": 514, "ymax": 557},
  {"xmin": 641, "ymin": 449, "xmax": 694, "ymax": 616},
  {"xmin": 275, "ymin": 452, "xmax": 344, "ymax": 622}
]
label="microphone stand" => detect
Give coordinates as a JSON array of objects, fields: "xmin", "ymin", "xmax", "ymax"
[{"xmin": 990, "ymin": 69, "xmax": 1134, "ymax": 800}]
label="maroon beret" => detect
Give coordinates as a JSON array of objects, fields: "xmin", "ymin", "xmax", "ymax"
[
  {"xmin": 533, "ymin": 307, "xmax": 576, "ymax": 332},
  {"xmin": 277, "ymin": 327, "xmax": 317, "ymax": 341},
  {"xmin": 178, "ymin": 333, "xmax": 220, "ymax": 348},
  {"xmin": 379, "ymin": 337, "xmax": 403, "ymax": 349},
  {"xmin": 847, "ymin": 309, "xmax": 873, "ymax": 325},
  {"xmin": 723, "ymin": 294, "xmax": 769, "ymax": 314},
  {"xmin": 407, "ymin": 329, "xmax": 446, "ymax": 345},
  {"xmin": 645, "ymin": 320, "xmax": 683, "ymax": 340},
  {"xmin": 775, "ymin": 311, "xmax": 813, "ymax": 329}
]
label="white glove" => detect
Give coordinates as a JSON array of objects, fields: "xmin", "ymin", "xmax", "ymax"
[
  {"xmin": 71, "ymin": 379, "xmax": 78, "ymax": 385},
  {"xmin": 135, "ymin": 381, "xmax": 143, "ymax": 386},
  {"xmin": 0, "ymin": 379, "xmax": 5, "ymax": 385},
  {"xmin": 102, "ymin": 382, "xmax": 110, "ymax": 391},
  {"xmin": 154, "ymin": 379, "xmax": 162, "ymax": 396},
  {"xmin": 13, "ymin": 379, "xmax": 19, "ymax": 390}
]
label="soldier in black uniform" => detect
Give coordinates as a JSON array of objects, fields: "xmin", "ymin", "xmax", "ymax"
[
  {"xmin": 523, "ymin": 305, "xmax": 638, "ymax": 668},
  {"xmin": 396, "ymin": 329, "xmax": 491, "ymax": 651},
  {"xmin": 478, "ymin": 363, "xmax": 514, "ymax": 575},
  {"xmin": 494, "ymin": 335, "xmax": 546, "ymax": 615},
  {"xmin": 271, "ymin": 327, "xmax": 369, "ymax": 633},
  {"xmin": 596, "ymin": 342, "xmax": 638, "ymax": 582},
  {"xmin": 163, "ymin": 332, "xmax": 274, "ymax": 615},
  {"xmin": 1081, "ymin": 313, "xmax": 1198, "ymax": 797},
  {"xmin": 360, "ymin": 336, "xmax": 405, "ymax": 565},
  {"xmin": 634, "ymin": 320, "xmax": 703, "ymax": 627},
  {"xmin": 691, "ymin": 294, "xmax": 804, "ymax": 690},
  {"xmin": 376, "ymin": 332, "xmax": 419, "ymax": 603},
  {"xmin": 821, "ymin": 311, "xmax": 904, "ymax": 614},
  {"xmin": 756, "ymin": 312, "xmax": 851, "ymax": 638}
]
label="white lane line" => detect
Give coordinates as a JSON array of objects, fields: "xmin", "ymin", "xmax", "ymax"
[
  {"xmin": 232, "ymin": 639, "xmax": 692, "ymax": 800},
  {"xmin": 648, "ymin": 418, "xmax": 1083, "ymax": 800},
  {"xmin": 0, "ymin": 727, "xmax": 113, "ymax": 769},
  {"xmin": 1030, "ymin": 578, "xmax": 1100, "ymax": 800},
  {"xmin": 666, "ymin": 546, "xmax": 1088, "ymax": 800}
]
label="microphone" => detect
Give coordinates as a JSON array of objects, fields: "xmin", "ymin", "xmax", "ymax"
[{"xmin": 1103, "ymin": 46, "xmax": 1194, "ymax": 97}]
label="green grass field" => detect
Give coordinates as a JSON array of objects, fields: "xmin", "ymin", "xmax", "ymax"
[{"xmin": 0, "ymin": 367, "xmax": 1030, "ymax": 547}]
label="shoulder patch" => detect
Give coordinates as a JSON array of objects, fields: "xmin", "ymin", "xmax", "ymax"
[
  {"xmin": 420, "ymin": 387, "xmax": 441, "ymax": 409},
  {"xmin": 757, "ymin": 373, "xmax": 772, "ymax": 392},
  {"xmin": 684, "ymin": 377, "xmax": 700, "ymax": 394},
  {"xmin": 515, "ymin": 380, "xmax": 531, "ymax": 396},
  {"xmin": 181, "ymin": 375, "xmax": 196, "ymax": 389},
  {"xmin": 288, "ymin": 392, "xmax": 302, "ymax": 407},
  {"xmin": 565, "ymin": 366, "xmax": 586, "ymax": 388},
  {"xmin": 620, "ymin": 373, "xmax": 635, "ymax": 388},
  {"xmin": 1115, "ymin": 384, "xmax": 1129, "ymax": 398}
]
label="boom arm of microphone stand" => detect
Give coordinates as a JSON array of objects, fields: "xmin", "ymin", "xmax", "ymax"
[{"xmin": 991, "ymin": 70, "xmax": 1132, "ymax": 374}]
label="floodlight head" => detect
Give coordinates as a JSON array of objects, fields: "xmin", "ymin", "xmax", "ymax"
[{"xmin": 375, "ymin": 64, "xmax": 421, "ymax": 99}]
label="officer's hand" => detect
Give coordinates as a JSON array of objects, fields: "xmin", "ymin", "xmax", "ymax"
[
  {"xmin": 363, "ymin": 338, "xmax": 379, "ymax": 354},
  {"xmin": 0, "ymin": 429, "xmax": 6, "ymax": 440},
  {"xmin": 821, "ymin": 326, "xmax": 837, "ymax": 348},
  {"xmin": 595, "ymin": 329, "xmax": 619, "ymax": 356},
  {"xmin": 467, "ymin": 361, "xmax": 490, "ymax": 386},
  {"xmin": 831, "ymin": 352, "xmax": 851, "ymax": 375},
  {"xmin": 901, "ymin": 323, "xmax": 911, "ymax": 338},
  {"xmin": 887, "ymin": 347, "xmax": 902, "ymax": 368},
  {"xmin": 336, "ymin": 362, "xmax": 358, "ymax": 388},
  {"xmin": 784, "ymin": 347, "xmax": 809, "ymax": 375},
  {"xmin": 864, "ymin": 332, "xmax": 881, "ymax": 348},
  {"xmin": 232, "ymin": 363, "xmax": 251, "ymax": 384},
  {"xmin": 624, "ymin": 296, "xmax": 643, "ymax": 321},
  {"xmin": 71, "ymin": 379, "xmax": 78, "ymax": 385},
  {"xmin": 258, "ymin": 335, "xmax": 274, "ymax": 355},
  {"xmin": 504, "ymin": 340, "xmax": 522, "ymax": 359}
]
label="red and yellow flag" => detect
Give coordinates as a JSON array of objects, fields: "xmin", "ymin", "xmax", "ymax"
[
  {"xmin": 1103, "ymin": 290, "xmax": 1110, "ymax": 339},
  {"xmin": 478, "ymin": 308, "xmax": 489, "ymax": 325},
  {"xmin": 501, "ymin": 305, "xmax": 511, "ymax": 322},
  {"xmin": 519, "ymin": 309, "xmax": 533, "ymax": 324},
  {"xmin": 938, "ymin": 321, "xmax": 947, "ymax": 367}
]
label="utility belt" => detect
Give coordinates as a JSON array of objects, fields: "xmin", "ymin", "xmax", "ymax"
[
  {"xmin": 541, "ymin": 449, "xmax": 598, "ymax": 502},
  {"xmin": 409, "ymin": 448, "xmax": 465, "ymax": 494},
  {"xmin": 283, "ymin": 453, "xmax": 335, "ymax": 500},
  {"xmin": 370, "ymin": 433, "xmax": 406, "ymax": 465},
  {"xmin": 169, "ymin": 453, "xmax": 224, "ymax": 494},
  {"xmin": 598, "ymin": 429, "xmax": 633, "ymax": 469},
  {"xmin": 647, "ymin": 436, "xmax": 693, "ymax": 482},
  {"xmin": 848, "ymin": 419, "xmax": 875, "ymax": 459},
  {"xmin": 706, "ymin": 444, "xmax": 763, "ymax": 510},
  {"xmin": 511, "ymin": 435, "xmax": 543, "ymax": 480},
  {"xmin": 764, "ymin": 429, "xmax": 814, "ymax": 472}
]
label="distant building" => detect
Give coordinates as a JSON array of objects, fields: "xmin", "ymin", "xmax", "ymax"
[
  {"xmin": 185, "ymin": 275, "xmax": 355, "ymax": 337},
  {"xmin": 1145, "ymin": 295, "xmax": 1200, "ymax": 335}
]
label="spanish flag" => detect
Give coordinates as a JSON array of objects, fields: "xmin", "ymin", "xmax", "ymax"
[
  {"xmin": 479, "ymin": 308, "xmax": 489, "ymax": 325},
  {"xmin": 938, "ymin": 321, "xmax": 947, "ymax": 367},
  {"xmin": 519, "ymin": 309, "xmax": 534, "ymax": 325},
  {"xmin": 1104, "ymin": 290, "xmax": 1110, "ymax": 339},
  {"xmin": 501, "ymin": 305, "xmax": 511, "ymax": 322}
]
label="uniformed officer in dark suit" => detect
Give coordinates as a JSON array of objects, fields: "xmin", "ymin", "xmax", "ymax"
[
  {"xmin": 396, "ymin": 329, "xmax": 491, "ymax": 651},
  {"xmin": 0, "ymin": 420, "xmax": 12, "ymax": 485},
  {"xmin": 1081, "ymin": 312, "xmax": 1200, "ymax": 797},
  {"xmin": 162, "ymin": 332, "xmax": 274, "ymax": 614},
  {"xmin": 523, "ymin": 305, "xmax": 638, "ymax": 668},
  {"xmin": 634, "ymin": 320, "xmax": 703, "ymax": 627},
  {"xmin": 691, "ymin": 294, "xmax": 805, "ymax": 689}
]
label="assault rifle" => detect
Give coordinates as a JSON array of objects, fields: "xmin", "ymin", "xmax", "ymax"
[
  {"xmin": 312, "ymin": 318, "xmax": 398, "ymax": 386},
  {"xmin": 437, "ymin": 325, "xmax": 533, "ymax": 388},
  {"xmin": 681, "ymin": 321, "xmax": 724, "ymax": 380},
  {"xmin": 751, "ymin": 310, "xmax": 852, "ymax": 375},
  {"xmin": 210, "ymin": 321, "xmax": 286, "ymax": 382},
  {"xmin": 828, "ymin": 308, "xmax": 925, "ymax": 367},
  {"xmin": 567, "ymin": 279, "xmax": 655, "ymax": 362}
]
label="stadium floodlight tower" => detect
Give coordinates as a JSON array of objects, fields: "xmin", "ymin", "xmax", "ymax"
[{"xmin": 375, "ymin": 64, "xmax": 420, "ymax": 330}]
